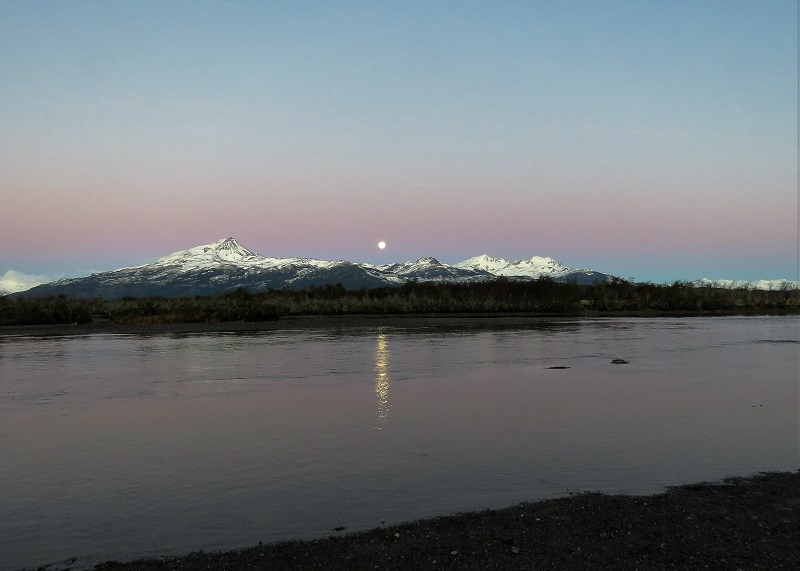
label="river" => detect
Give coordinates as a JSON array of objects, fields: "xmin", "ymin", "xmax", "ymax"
[{"xmin": 0, "ymin": 316, "xmax": 797, "ymax": 570}]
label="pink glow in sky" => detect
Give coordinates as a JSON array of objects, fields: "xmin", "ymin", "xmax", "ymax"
[{"xmin": 1, "ymin": 1, "xmax": 797, "ymax": 284}]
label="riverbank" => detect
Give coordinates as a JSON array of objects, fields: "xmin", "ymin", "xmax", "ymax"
[
  {"xmin": 2, "ymin": 309, "xmax": 798, "ymax": 338},
  {"xmin": 43, "ymin": 471, "xmax": 799, "ymax": 570}
]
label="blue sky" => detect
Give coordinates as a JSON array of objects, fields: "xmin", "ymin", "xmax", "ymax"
[{"xmin": 1, "ymin": 0, "xmax": 797, "ymax": 285}]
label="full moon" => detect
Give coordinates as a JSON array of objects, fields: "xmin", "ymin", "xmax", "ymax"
[{"xmin": 378, "ymin": 241, "xmax": 386, "ymax": 249}]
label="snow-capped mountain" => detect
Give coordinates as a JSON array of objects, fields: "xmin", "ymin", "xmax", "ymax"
[
  {"xmin": 14, "ymin": 237, "xmax": 614, "ymax": 299},
  {"xmin": 692, "ymin": 278, "xmax": 800, "ymax": 291},
  {"xmin": 376, "ymin": 257, "xmax": 491, "ymax": 283},
  {"xmin": 455, "ymin": 254, "xmax": 608, "ymax": 283},
  {"xmin": 456, "ymin": 254, "xmax": 566, "ymax": 276}
]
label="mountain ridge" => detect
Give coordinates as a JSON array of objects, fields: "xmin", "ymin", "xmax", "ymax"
[
  {"xmin": 12, "ymin": 237, "xmax": 614, "ymax": 299},
  {"xmin": 10, "ymin": 238, "xmax": 798, "ymax": 298}
]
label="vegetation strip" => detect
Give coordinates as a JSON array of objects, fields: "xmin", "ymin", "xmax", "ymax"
[{"xmin": 3, "ymin": 278, "xmax": 799, "ymax": 326}]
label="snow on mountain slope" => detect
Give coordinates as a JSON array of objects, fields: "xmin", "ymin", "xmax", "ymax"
[
  {"xmin": 693, "ymin": 278, "xmax": 800, "ymax": 291},
  {"xmin": 158, "ymin": 237, "xmax": 262, "ymax": 265},
  {"xmin": 452, "ymin": 255, "xmax": 509, "ymax": 274},
  {"xmin": 12, "ymin": 237, "xmax": 614, "ymax": 299},
  {"xmin": 141, "ymin": 237, "xmax": 346, "ymax": 272},
  {"xmin": 11, "ymin": 238, "xmax": 798, "ymax": 300},
  {"xmin": 377, "ymin": 257, "xmax": 491, "ymax": 282},
  {"xmin": 379, "ymin": 257, "xmax": 444, "ymax": 276},
  {"xmin": 101, "ymin": 238, "xmax": 602, "ymax": 285},
  {"xmin": 456, "ymin": 254, "xmax": 572, "ymax": 279},
  {"xmin": 150, "ymin": 237, "xmax": 282, "ymax": 269}
]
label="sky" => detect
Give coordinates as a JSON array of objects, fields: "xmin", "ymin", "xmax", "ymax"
[{"xmin": 1, "ymin": 0, "xmax": 798, "ymax": 287}]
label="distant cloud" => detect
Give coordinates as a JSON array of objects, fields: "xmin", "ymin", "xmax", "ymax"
[{"xmin": 0, "ymin": 270, "xmax": 51, "ymax": 294}]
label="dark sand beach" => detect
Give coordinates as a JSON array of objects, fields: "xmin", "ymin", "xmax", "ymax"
[{"xmin": 41, "ymin": 471, "xmax": 798, "ymax": 570}]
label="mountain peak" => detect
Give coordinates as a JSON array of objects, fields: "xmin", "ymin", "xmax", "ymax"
[
  {"xmin": 155, "ymin": 237, "xmax": 262, "ymax": 267},
  {"xmin": 205, "ymin": 237, "xmax": 258, "ymax": 259},
  {"xmin": 215, "ymin": 236, "xmax": 239, "ymax": 248},
  {"xmin": 456, "ymin": 254, "xmax": 510, "ymax": 273},
  {"xmin": 415, "ymin": 257, "xmax": 441, "ymax": 266}
]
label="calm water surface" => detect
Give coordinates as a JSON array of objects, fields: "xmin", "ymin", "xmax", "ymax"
[{"xmin": 0, "ymin": 316, "xmax": 797, "ymax": 570}]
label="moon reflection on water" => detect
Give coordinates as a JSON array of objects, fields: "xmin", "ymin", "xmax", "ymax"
[{"xmin": 374, "ymin": 331, "xmax": 391, "ymax": 428}]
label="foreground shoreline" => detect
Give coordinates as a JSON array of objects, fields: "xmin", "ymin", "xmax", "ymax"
[
  {"xmin": 2, "ymin": 309, "xmax": 797, "ymax": 337},
  {"xmin": 38, "ymin": 471, "xmax": 799, "ymax": 571}
]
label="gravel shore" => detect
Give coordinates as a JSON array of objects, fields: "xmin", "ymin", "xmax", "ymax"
[{"xmin": 54, "ymin": 471, "xmax": 798, "ymax": 571}]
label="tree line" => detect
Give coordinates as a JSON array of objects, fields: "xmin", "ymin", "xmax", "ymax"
[{"xmin": 1, "ymin": 277, "xmax": 798, "ymax": 326}]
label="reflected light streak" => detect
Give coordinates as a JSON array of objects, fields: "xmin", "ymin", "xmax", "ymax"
[{"xmin": 374, "ymin": 331, "xmax": 391, "ymax": 428}]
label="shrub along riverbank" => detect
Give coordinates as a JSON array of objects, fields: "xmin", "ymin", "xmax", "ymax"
[{"xmin": 1, "ymin": 277, "xmax": 798, "ymax": 326}]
